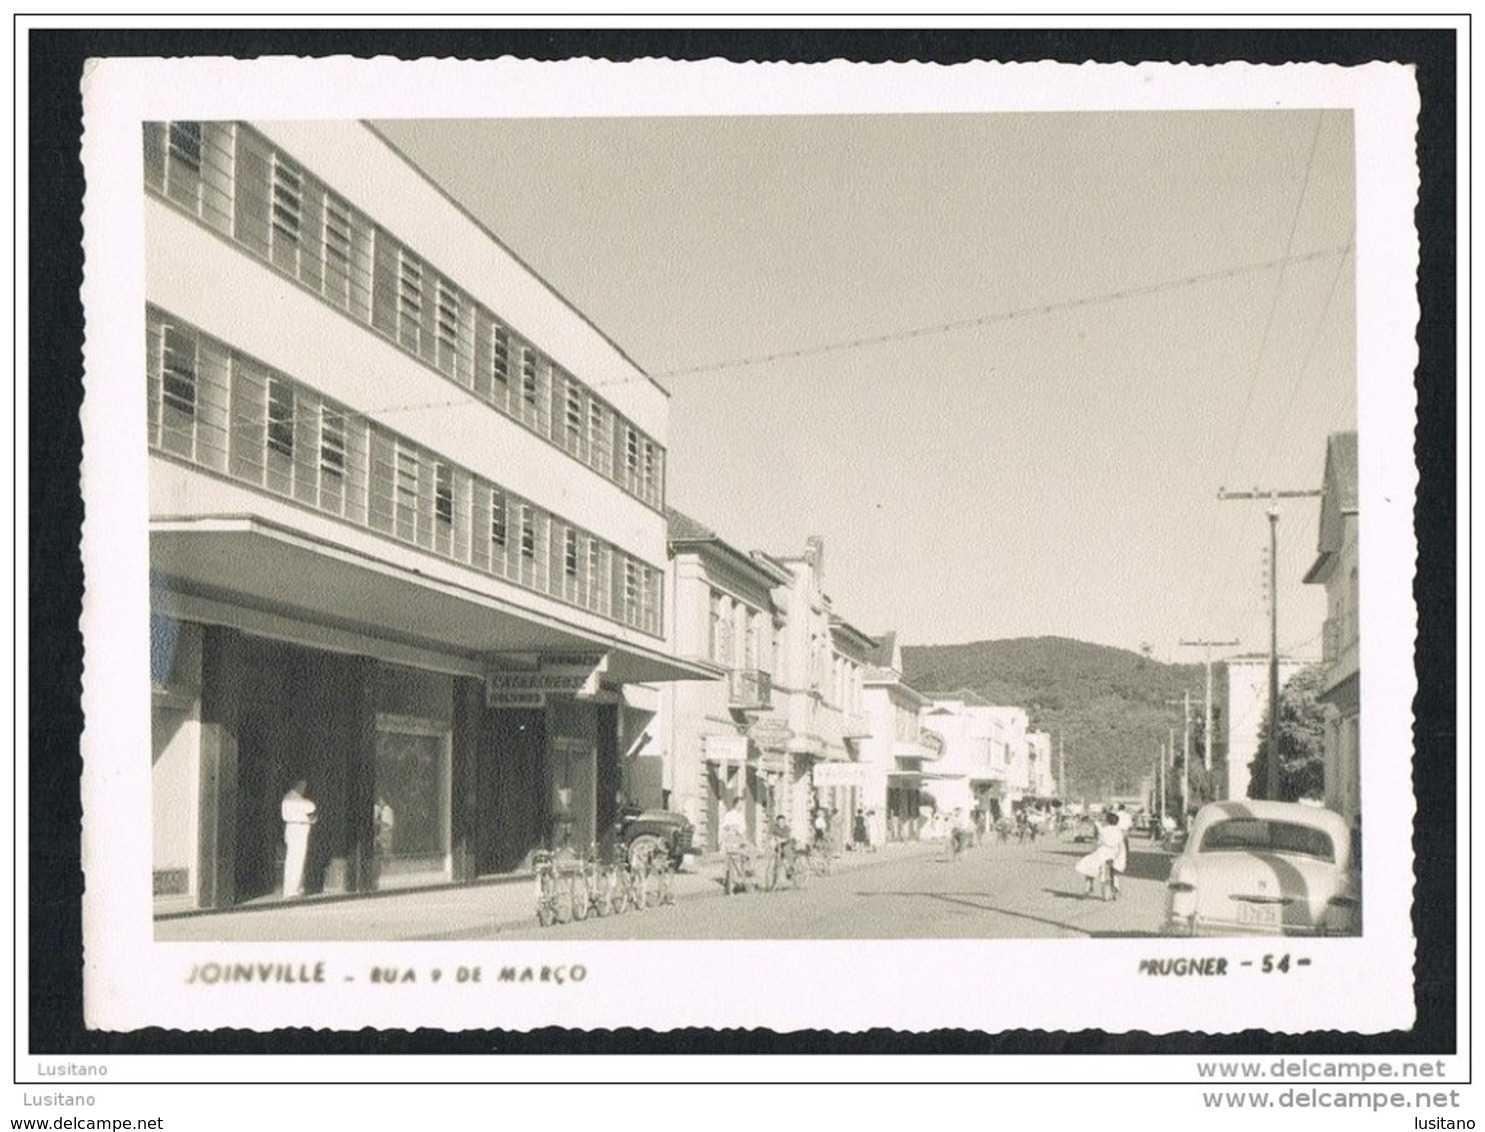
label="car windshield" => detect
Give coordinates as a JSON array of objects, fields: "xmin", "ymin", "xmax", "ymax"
[{"xmin": 1198, "ymin": 818, "xmax": 1335, "ymax": 863}]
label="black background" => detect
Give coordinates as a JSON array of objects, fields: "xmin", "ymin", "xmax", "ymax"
[{"xmin": 26, "ymin": 24, "xmax": 1459, "ymax": 1066}]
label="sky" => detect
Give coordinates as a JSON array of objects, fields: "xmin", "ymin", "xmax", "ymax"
[{"xmin": 375, "ymin": 110, "xmax": 1357, "ymax": 661}]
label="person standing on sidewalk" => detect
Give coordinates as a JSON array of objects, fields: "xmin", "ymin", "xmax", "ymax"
[{"xmin": 281, "ymin": 779, "xmax": 317, "ymax": 899}]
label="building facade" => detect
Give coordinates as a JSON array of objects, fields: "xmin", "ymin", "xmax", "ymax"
[
  {"xmin": 662, "ymin": 511, "xmax": 785, "ymax": 852},
  {"xmin": 1304, "ymin": 432, "xmax": 1360, "ymax": 825},
  {"xmin": 860, "ymin": 634, "xmax": 938, "ymax": 844},
  {"xmin": 766, "ymin": 540, "xmax": 875, "ymax": 838},
  {"xmin": 147, "ymin": 120, "xmax": 713, "ymax": 911}
]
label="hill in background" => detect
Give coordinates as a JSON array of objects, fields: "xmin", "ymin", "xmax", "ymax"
[{"xmin": 901, "ymin": 636, "xmax": 1217, "ymax": 800}]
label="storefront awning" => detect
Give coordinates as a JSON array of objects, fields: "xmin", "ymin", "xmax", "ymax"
[
  {"xmin": 151, "ymin": 517, "xmax": 723, "ymax": 686},
  {"xmin": 888, "ymin": 770, "xmax": 962, "ymax": 782}
]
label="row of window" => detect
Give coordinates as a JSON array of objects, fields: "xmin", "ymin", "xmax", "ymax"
[
  {"xmin": 143, "ymin": 120, "xmax": 666, "ymax": 510},
  {"xmin": 708, "ymin": 589, "xmax": 771, "ymax": 674},
  {"xmin": 146, "ymin": 307, "xmax": 663, "ymax": 637}
]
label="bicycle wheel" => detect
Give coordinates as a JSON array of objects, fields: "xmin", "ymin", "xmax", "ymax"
[
  {"xmin": 536, "ymin": 872, "xmax": 557, "ymax": 927},
  {"xmin": 591, "ymin": 868, "xmax": 611, "ymax": 917},
  {"xmin": 610, "ymin": 868, "xmax": 630, "ymax": 914},
  {"xmin": 570, "ymin": 872, "xmax": 589, "ymax": 921},
  {"xmin": 792, "ymin": 856, "xmax": 809, "ymax": 890},
  {"xmin": 763, "ymin": 852, "xmax": 780, "ymax": 892},
  {"xmin": 630, "ymin": 864, "xmax": 648, "ymax": 911}
]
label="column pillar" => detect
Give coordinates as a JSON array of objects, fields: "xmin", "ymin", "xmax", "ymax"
[{"xmin": 197, "ymin": 625, "xmax": 245, "ymax": 909}]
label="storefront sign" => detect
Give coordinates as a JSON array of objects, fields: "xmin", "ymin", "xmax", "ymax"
[
  {"xmin": 703, "ymin": 734, "xmax": 748, "ymax": 764},
  {"xmin": 485, "ymin": 652, "xmax": 610, "ymax": 704},
  {"xmin": 813, "ymin": 762, "xmax": 868, "ymax": 788},
  {"xmin": 747, "ymin": 719, "xmax": 794, "ymax": 749},
  {"xmin": 485, "ymin": 688, "xmax": 545, "ymax": 709},
  {"xmin": 919, "ymin": 729, "xmax": 946, "ymax": 758}
]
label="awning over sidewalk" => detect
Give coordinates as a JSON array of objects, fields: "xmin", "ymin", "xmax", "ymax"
[{"xmin": 152, "ymin": 517, "xmax": 721, "ymax": 685}]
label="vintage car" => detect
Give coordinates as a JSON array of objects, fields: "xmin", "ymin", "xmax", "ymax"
[
  {"xmin": 615, "ymin": 805, "xmax": 695, "ymax": 869},
  {"xmin": 1165, "ymin": 800, "xmax": 1360, "ymax": 937}
]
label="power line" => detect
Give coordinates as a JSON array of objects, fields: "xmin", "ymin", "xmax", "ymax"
[
  {"xmin": 650, "ymin": 242, "xmax": 1353, "ymax": 380},
  {"xmin": 1215, "ymin": 110, "xmax": 1329, "ymax": 489},
  {"xmin": 1255, "ymin": 240, "xmax": 1354, "ymax": 486},
  {"xmin": 1199, "ymin": 111, "xmax": 1329, "ymax": 637}
]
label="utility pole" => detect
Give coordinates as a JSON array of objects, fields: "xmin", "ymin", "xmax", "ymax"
[
  {"xmin": 1179, "ymin": 637, "xmax": 1240, "ymax": 776},
  {"xmin": 1058, "ymin": 733, "xmax": 1066, "ymax": 800},
  {"xmin": 1155, "ymin": 743, "xmax": 1165, "ymax": 828},
  {"xmin": 1217, "ymin": 487, "xmax": 1321, "ymax": 800},
  {"xmin": 1164, "ymin": 694, "xmax": 1195, "ymax": 819}
]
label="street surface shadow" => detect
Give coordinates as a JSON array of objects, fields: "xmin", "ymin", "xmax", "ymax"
[
  {"xmin": 862, "ymin": 891, "xmax": 1092, "ymax": 935},
  {"xmin": 1040, "ymin": 887, "xmax": 1104, "ymax": 901},
  {"xmin": 1123, "ymin": 851, "xmax": 1172, "ymax": 882}
]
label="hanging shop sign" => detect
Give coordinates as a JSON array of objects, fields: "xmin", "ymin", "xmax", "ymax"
[
  {"xmin": 812, "ymin": 762, "xmax": 868, "ymax": 789},
  {"xmin": 919, "ymin": 729, "xmax": 946, "ymax": 759},
  {"xmin": 746, "ymin": 718, "xmax": 794, "ymax": 750},
  {"xmin": 485, "ymin": 653, "xmax": 610, "ymax": 708},
  {"xmin": 703, "ymin": 734, "xmax": 749, "ymax": 764}
]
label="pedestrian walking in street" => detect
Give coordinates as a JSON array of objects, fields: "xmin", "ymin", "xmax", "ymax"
[{"xmin": 281, "ymin": 778, "xmax": 317, "ymax": 899}]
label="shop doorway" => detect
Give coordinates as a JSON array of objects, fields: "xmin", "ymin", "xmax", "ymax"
[
  {"xmin": 372, "ymin": 715, "xmax": 451, "ymax": 887},
  {"xmin": 550, "ymin": 739, "xmax": 596, "ymax": 852}
]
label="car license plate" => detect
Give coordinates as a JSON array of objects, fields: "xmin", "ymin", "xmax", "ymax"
[{"xmin": 1237, "ymin": 901, "xmax": 1280, "ymax": 928}]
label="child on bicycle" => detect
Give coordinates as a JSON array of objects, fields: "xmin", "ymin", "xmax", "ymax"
[{"xmin": 1075, "ymin": 811, "xmax": 1128, "ymax": 897}]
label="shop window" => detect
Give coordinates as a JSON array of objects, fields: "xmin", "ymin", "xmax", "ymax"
[{"xmin": 373, "ymin": 714, "xmax": 451, "ymax": 884}]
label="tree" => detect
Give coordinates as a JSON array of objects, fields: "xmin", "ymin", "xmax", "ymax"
[{"xmin": 1248, "ymin": 665, "xmax": 1329, "ymax": 802}]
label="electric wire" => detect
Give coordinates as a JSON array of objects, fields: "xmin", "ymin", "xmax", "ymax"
[{"xmin": 648, "ymin": 242, "xmax": 1352, "ymax": 381}]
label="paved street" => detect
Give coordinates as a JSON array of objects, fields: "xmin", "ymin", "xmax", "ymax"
[
  {"xmin": 156, "ymin": 835, "xmax": 1172, "ymax": 942},
  {"xmin": 479, "ymin": 836, "xmax": 1169, "ymax": 941}
]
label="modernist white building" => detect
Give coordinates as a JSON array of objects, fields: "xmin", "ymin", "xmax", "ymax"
[
  {"xmin": 860, "ymin": 634, "xmax": 939, "ymax": 844},
  {"xmin": 146, "ymin": 120, "xmax": 713, "ymax": 910},
  {"xmin": 1224, "ymin": 655, "xmax": 1309, "ymax": 803},
  {"xmin": 1304, "ymin": 432, "xmax": 1360, "ymax": 825}
]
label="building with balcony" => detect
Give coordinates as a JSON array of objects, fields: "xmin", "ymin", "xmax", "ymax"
[
  {"xmin": 1303, "ymin": 431, "xmax": 1360, "ymax": 824},
  {"xmin": 767, "ymin": 539, "xmax": 876, "ymax": 837},
  {"xmin": 660, "ymin": 522, "xmax": 876, "ymax": 847},
  {"xmin": 146, "ymin": 120, "xmax": 715, "ymax": 912},
  {"xmin": 662, "ymin": 510, "xmax": 786, "ymax": 851}
]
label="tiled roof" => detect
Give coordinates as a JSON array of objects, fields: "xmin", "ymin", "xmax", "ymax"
[
  {"xmin": 1326, "ymin": 431, "xmax": 1358, "ymax": 509},
  {"xmin": 869, "ymin": 631, "xmax": 898, "ymax": 668}
]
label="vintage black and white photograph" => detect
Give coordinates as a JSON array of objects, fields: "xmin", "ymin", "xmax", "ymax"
[{"xmin": 76, "ymin": 54, "xmax": 1421, "ymax": 1037}]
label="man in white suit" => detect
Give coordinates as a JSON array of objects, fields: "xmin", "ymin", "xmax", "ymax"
[{"xmin": 281, "ymin": 779, "xmax": 317, "ymax": 898}]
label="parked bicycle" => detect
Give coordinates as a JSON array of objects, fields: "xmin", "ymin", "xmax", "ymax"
[
  {"xmin": 629, "ymin": 837, "xmax": 675, "ymax": 907},
  {"xmin": 578, "ymin": 843, "xmax": 615, "ymax": 918},
  {"xmin": 532, "ymin": 846, "xmax": 589, "ymax": 926}
]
